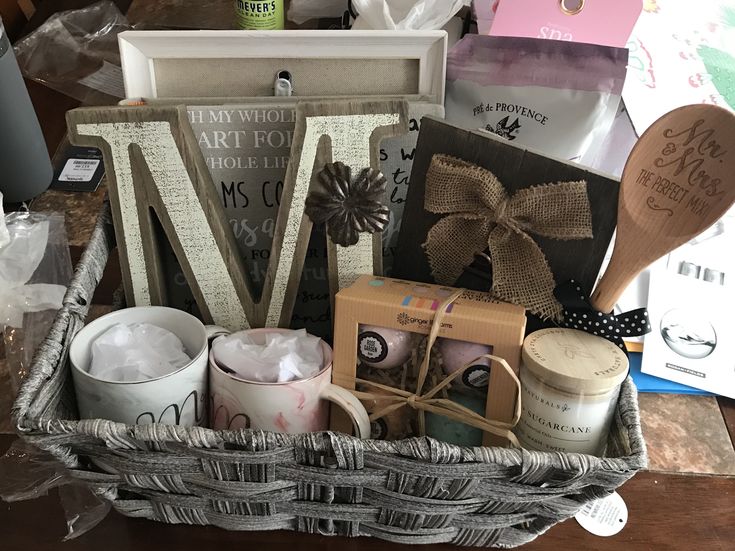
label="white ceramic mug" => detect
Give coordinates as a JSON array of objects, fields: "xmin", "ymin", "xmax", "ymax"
[
  {"xmin": 209, "ymin": 328, "xmax": 371, "ymax": 438},
  {"xmin": 70, "ymin": 306, "xmax": 227, "ymax": 426}
]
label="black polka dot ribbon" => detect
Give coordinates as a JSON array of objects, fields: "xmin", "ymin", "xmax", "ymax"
[{"xmin": 554, "ymin": 280, "xmax": 652, "ymax": 352}]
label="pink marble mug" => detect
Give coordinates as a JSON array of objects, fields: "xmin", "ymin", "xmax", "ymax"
[{"xmin": 209, "ymin": 328, "xmax": 370, "ymax": 438}]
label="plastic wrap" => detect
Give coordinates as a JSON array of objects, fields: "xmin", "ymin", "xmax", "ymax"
[
  {"xmin": 351, "ymin": 0, "xmax": 469, "ymax": 30},
  {"xmin": 0, "ymin": 440, "xmax": 111, "ymax": 540},
  {"xmin": 1, "ymin": 208, "xmax": 72, "ymax": 394},
  {"xmin": 12, "ymin": 1, "xmax": 130, "ymax": 102},
  {"xmin": 0, "ymin": 200, "xmax": 107, "ymax": 537}
]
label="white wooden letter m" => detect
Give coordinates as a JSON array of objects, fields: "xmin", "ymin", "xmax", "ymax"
[{"xmin": 66, "ymin": 103, "xmax": 406, "ymax": 331}]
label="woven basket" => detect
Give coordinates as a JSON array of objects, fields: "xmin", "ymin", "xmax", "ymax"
[{"xmin": 13, "ymin": 203, "xmax": 647, "ymax": 548}]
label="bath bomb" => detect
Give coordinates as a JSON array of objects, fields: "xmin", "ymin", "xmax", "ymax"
[
  {"xmin": 357, "ymin": 325, "xmax": 414, "ymax": 369},
  {"xmin": 436, "ymin": 338, "xmax": 492, "ymax": 390}
]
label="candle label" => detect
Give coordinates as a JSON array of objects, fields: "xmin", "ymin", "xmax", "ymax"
[
  {"xmin": 358, "ymin": 331, "xmax": 388, "ymax": 364},
  {"xmin": 516, "ymin": 368, "xmax": 619, "ymax": 455},
  {"xmin": 462, "ymin": 365, "xmax": 490, "ymax": 389}
]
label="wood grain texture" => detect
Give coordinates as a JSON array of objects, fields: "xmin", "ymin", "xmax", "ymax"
[
  {"xmin": 109, "ymin": 100, "xmax": 436, "ymax": 339},
  {"xmin": 0, "ymin": 436, "xmax": 731, "ymax": 551},
  {"xmin": 718, "ymin": 396, "xmax": 735, "ymax": 446},
  {"xmin": 66, "ymin": 106, "xmax": 252, "ymax": 330},
  {"xmin": 591, "ymin": 105, "xmax": 735, "ymax": 312}
]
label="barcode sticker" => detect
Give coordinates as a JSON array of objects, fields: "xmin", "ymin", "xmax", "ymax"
[
  {"xmin": 59, "ymin": 158, "xmax": 101, "ymax": 182},
  {"xmin": 575, "ymin": 491, "xmax": 628, "ymax": 537}
]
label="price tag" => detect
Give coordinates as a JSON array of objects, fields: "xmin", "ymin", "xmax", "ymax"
[
  {"xmin": 51, "ymin": 145, "xmax": 105, "ymax": 192},
  {"xmin": 59, "ymin": 159, "xmax": 101, "ymax": 183},
  {"xmin": 575, "ymin": 491, "xmax": 628, "ymax": 537}
]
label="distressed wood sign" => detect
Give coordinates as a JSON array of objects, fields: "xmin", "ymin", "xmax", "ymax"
[
  {"xmin": 394, "ymin": 116, "xmax": 620, "ymax": 333},
  {"xmin": 178, "ymin": 104, "xmax": 332, "ymax": 334},
  {"xmin": 67, "ymin": 100, "xmax": 407, "ymax": 331},
  {"xmin": 269, "ymin": 99, "xmax": 408, "ymax": 327},
  {"xmin": 177, "ymin": 101, "xmax": 428, "ymax": 337},
  {"xmin": 67, "ymin": 107, "xmax": 252, "ymax": 331},
  {"xmin": 379, "ymin": 103, "xmax": 445, "ymax": 276}
]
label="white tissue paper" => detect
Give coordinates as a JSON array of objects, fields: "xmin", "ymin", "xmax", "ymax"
[
  {"xmin": 351, "ymin": 0, "xmax": 468, "ymax": 30},
  {"xmin": 213, "ymin": 329, "xmax": 324, "ymax": 383},
  {"xmin": 88, "ymin": 323, "xmax": 192, "ymax": 382},
  {"xmin": 0, "ymin": 202, "xmax": 67, "ymax": 328}
]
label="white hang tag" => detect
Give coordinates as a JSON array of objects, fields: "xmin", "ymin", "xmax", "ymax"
[{"xmin": 575, "ymin": 491, "xmax": 628, "ymax": 537}]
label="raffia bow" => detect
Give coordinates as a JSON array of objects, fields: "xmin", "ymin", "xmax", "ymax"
[
  {"xmin": 352, "ymin": 289, "xmax": 522, "ymax": 446},
  {"xmin": 422, "ymin": 154, "xmax": 594, "ymax": 321}
]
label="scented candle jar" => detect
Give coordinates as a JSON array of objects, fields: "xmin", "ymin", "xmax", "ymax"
[{"xmin": 515, "ymin": 328, "xmax": 628, "ymax": 456}]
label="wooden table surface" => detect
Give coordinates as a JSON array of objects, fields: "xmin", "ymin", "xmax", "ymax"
[{"xmin": 1, "ymin": 2, "xmax": 734, "ymax": 550}]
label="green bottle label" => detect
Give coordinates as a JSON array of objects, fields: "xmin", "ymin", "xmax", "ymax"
[{"xmin": 235, "ymin": 0, "xmax": 284, "ymax": 30}]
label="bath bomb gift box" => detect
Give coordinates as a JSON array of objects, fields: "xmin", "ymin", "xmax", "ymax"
[{"xmin": 331, "ymin": 275, "xmax": 526, "ymax": 446}]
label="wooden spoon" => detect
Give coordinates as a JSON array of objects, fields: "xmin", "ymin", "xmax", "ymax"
[{"xmin": 590, "ymin": 104, "xmax": 735, "ymax": 313}]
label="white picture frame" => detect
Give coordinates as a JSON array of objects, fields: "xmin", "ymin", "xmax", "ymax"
[{"xmin": 118, "ymin": 30, "xmax": 447, "ymax": 104}]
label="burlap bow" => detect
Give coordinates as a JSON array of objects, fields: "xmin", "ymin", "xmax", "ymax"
[{"xmin": 422, "ymin": 154, "xmax": 593, "ymax": 320}]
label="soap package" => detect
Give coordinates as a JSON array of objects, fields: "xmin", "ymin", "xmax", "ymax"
[
  {"xmin": 330, "ymin": 275, "xmax": 526, "ymax": 446},
  {"xmin": 445, "ymin": 35, "xmax": 628, "ymax": 165}
]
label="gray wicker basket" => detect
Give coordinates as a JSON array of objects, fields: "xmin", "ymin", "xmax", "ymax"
[{"xmin": 12, "ymin": 203, "xmax": 647, "ymax": 548}]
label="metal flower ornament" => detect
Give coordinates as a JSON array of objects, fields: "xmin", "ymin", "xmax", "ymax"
[{"xmin": 305, "ymin": 162, "xmax": 391, "ymax": 247}]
